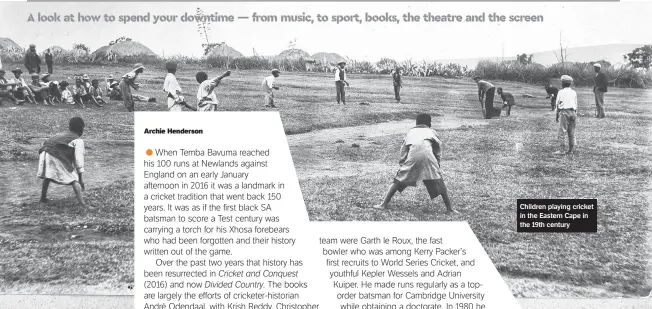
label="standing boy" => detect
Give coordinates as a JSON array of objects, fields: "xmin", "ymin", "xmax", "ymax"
[
  {"xmin": 334, "ymin": 61, "xmax": 349, "ymax": 104},
  {"xmin": 593, "ymin": 63, "xmax": 608, "ymax": 118},
  {"xmin": 196, "ymin": 70, "xmax": 231, "ymax": 112},
  {"xmin": 164, "ymin": 62, "xmax": 185, "ymax": 111},
  {"xmin": 44, "ymin": 49, "xmax": 54, "ymax": 74},
  {"xmin": 392, "ymin": 66, "xmax": 402, "ymax": 103},
  {"xmin": 554, "ymin": 75, "xmax": 578, "ymax": 155},
  {"xmin": 262, "ymin": 69, "xmax": 280, "ymax": 108}
]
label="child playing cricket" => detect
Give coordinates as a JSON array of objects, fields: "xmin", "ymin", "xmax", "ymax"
[
  {"xmin": 372, "ymin": 113, "xmax": 457, "ymax": 214},
  {"xmin": 37, "ymin": 116, "xmax": 89, "ymax": 208},
  {"xmin": 164, "ymin": 62, "xmax": 188, "ymax": 111},
  {"xmin": 195, "ymin": 70, "xmax": 231, "ymax": 112},
  {"xmin": 262, "ymin": 69, "xmax": 280, "ymax": 108}
]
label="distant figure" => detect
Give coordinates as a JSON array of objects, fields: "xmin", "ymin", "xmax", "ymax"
[
  {"xmin": 496, "ymin": 87, "xmax": 515, "ymax": 116},
  {"xmin": 44, "ymin": 49, "xmax": 54, "ymax": 74},
  {"xmin": 37, "ymin": 117, "xmax": 89, "ymax": 208},
  {"xmin": 593, "ymin": 63, "xmax": 608, "ymax": 118},
  {"xmin": 545, "ymin": 84, "xmax": 559, "ymax": 111},
  {"xmin": 164, "ymin": 62, "xmax": 185, "ymax": 111},
  {"xmin": 372, "ymin": 113, "xmax": 457, "ymax": 214},
  {"xmin": 24, "ymin": 44, "xmax": 41, "ymax": 74},
  {"xmin": 262, "ymin": 69, "xmax": 281, "ymax": 108},
  {"xmin": 472, "ymin": 76, "xmax": 496, "ymax": 119},
  {"xmin": 195, "ymin": 70, "xmax": 231, "ymax": 112},
  {"xmin": 392, "ymin": 67, "xmax": 402, "ymax": 103},
  {"xmin": 334, "ymin": 61, "xmax": 349, "ymax": 104},
  {"xmin": 554, "ymin": 75, "xmax": 578, "ymax": 155}
]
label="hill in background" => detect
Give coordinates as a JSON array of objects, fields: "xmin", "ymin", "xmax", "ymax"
[{"xmin": 433, "ymin": 44, "xmax": 646, "ymax": 67}]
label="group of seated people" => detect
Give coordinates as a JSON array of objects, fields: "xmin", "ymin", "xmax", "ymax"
[{"xmin": 0, "ymin": 70, "xmax": 155, "ymax": 107}]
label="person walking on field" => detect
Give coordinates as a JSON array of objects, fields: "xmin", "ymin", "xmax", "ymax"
[
  {"xmin": 372, "ymin": 113, "xmax": 457, "ymax": 214},
  {"xmin": 44, "ymin": 49, "xmax": 54, "ymax": 74},
  {"xmin": 554, "ymin": 75, "xmax": 579, "ymax": 155},
  {"xmin": 593, "ymin": 63, "xmax": 608, "ymax": 118},
  {"xmin": 473, "ymin": 76, "xmax": 496, "ymax": 119},
  {"xmin": 392, "ymin": 66, "xmax": 402, "ymax": 103},
  {"xmin": 24, "ymin": 44, "xmax": 41, "ymax": 74},
  {"xmin": 334, "ymin": 61, "xmax": 349, "ymax": 104},
  {"xmin": 37, "ymin": 117, "xmax": 89, "ymax": 208}
]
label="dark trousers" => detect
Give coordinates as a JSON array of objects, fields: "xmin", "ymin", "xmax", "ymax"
[
  {"xmin": 394, "ymin": 83, "xmax": 401, "ymax": 102},
  {"xmin": 336, "ymin": 81, "xmax": 346, "ymax": 104},
  {"xmin": 550, "ymin": 95, "xmax": 556, "ymax": 110},
  {"xmin": 483, "ymin": 87, "xmax": 496, "ymax": 119},
  {"xmin": 26, "ymin": 65, "xmax": 40, "ymax": 74},
  {"xmin": 47, "ymin": 63, "xmax": 53, "ymax": 74}
]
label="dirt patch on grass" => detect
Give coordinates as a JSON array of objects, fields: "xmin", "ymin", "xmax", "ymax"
[{"xmin": 287, "ymin": 116, "xmax": 488, "ymax": 146}]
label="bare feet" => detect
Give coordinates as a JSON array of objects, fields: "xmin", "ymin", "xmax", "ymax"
[
  {"xmin": 39, "ymin": 199, "xmax": 50, "ymax": 207},
  {"xmin": 446, "ymin": 209, "xmax": 459, "ymax": 215},
  {"xmin": 371, "ymin": 204, "xmax": 386, "ymax": 210}
]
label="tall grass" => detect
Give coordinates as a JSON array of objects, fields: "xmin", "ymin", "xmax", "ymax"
[{"xmin": 476, "ymin": 60, "xmax": 651, "ymax": 88}]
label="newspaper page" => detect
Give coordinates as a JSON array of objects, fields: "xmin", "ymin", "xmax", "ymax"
[{"xmin": 0, "ymin": 1, "xmax": 651, "ymax": 309}]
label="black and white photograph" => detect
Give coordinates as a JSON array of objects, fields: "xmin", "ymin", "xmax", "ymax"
[{"xmin": 0, "ymin": 1, "xmax": 650, "ymax": 299}]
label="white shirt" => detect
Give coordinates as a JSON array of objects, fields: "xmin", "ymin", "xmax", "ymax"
[
  {"xmin": 61, "ymin": 89, "xmax": 74, "ymax": 104},
  {"xmin": 197, "ymin": 79, "xmax": 219, "ymax": 111},
  {"xmin": 164, "ymin": 73, "xmax": 182, "ymax": 97},
  {"xmin": 164, "ymin": 73, "xmax": 183, "ymax": 109},
  {"xmin": 8, "ymin": 77, "xmax": 28, "ymax": 91},
  {"xmin": 262, "ymin": 75, "xmax": 275, "ymax": 93},
  {"xmin": 555, "ymin": 87, "xmax": 578, "ymax": 110},
  {"xmin": 334, "ymin": 68, "xmax": 347, "ymax": 82}
]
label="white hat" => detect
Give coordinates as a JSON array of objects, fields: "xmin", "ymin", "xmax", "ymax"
[
  {"xmin": 561, "ymin": 75, "xmax": 573, "ymax": 83},
  {"xmin": 593, "ymin": 63, "xmax": 601, "ymax": 68}
]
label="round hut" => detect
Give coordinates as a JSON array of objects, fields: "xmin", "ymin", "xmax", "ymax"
[
  {"xmin": 91, "ymin": 41, "xmax": 158, "ymax": 62},
  {"xmin": 277, "ymin": 49, "xmax": 315, "ymax": 71},
  {"xmin": 0, "ymin": 37, "xmax": 22, "ymax": 51},
  {"xmin": 205, "ymin": 45, "xmax": 244, "ymax": 59}
]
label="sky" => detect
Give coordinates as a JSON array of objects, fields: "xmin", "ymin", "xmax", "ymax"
[{"xmin": 0, "ymin": 2, "xmax": 651, "ymax": 62}]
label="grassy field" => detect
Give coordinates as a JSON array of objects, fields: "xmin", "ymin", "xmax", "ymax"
[{"xmin": 0, "ymin": 64, "xmax": 650, "ymax": 297}]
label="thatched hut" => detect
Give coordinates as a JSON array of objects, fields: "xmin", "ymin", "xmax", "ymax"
[
  {"xmin": 44, "ymin": 46, "xmax": 67, "ymax": 56},
  {"xmin": 0, "ymin": 37, "xmax": 22, "ymax": 51},
  {"xmin": 205, "ymin": 45, "xmax": 244, "ymax": 58},
  {"xmin": 90, "ymin": 41, "xmax": 158, "ymax": 62},
  {"xmin": 277, "ymin": 49, "xmax": 316, "ymax": 71},
  {"xmin": 312, "ymin": 52, "xmax": 346, "ymax": 66},
  {"xmin": 277, "ymin": 48, "xmax": 310, "ymax": 60}
]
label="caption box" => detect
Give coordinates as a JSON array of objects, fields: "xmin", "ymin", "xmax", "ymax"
[{"xmin": 516, "ymin": 199, "xmax": 598, "ymax": 233}]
